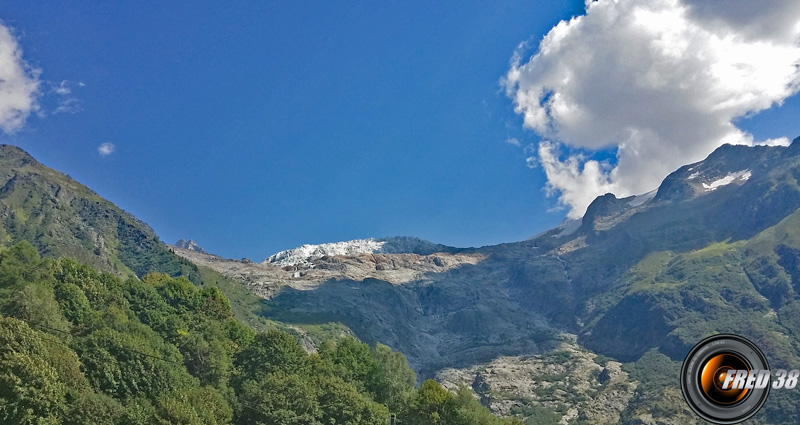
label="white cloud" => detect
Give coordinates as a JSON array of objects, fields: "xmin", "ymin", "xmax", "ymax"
[
  {"xmin": 504, "ymin": 0, "xmax": 800, "ymax": 218},
  {"xmin": 51, "ymin": 80, "xmax": 84, "ymax": 115},
  {"xmin": 54, "ymin": 98, "xmax": 83, "ymax": 115},
  {"xmin": 0, "ymin": 22, "xmax": 40, "ymax": 134},
  {"xmin": 98, "ymin": 143, "xmax": 115, "ymax": 156},
  {"xmin": 53, "ymin": 80, "xmax": 70, "ymax": 96},
  {"xmin": 757, "ymin": 137, "xmax": 792, "ymax": 147},
  {"xmin": 537, "ymin": 141, "xmax": 618, "ymax": 212},
  {"xmin": 506, "ymin": 137, "xmax": 521, "ymax": 147}
]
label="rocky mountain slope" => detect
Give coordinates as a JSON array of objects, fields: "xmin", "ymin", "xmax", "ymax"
[
  {"xmin": 172, "ymin": 243, "xmax": 484, "ymax": 298},
  {"xmin": 436, "ymin": 337, "xmax": 640, "ymax": 425},
  {"xmin": 176, "ymin": 138, "xmax": 800, "ymax": 424}
]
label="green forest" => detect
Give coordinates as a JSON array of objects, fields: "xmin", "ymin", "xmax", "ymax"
[{"xmin": 0, "ymin": 241, "xmax": 519, "ymax": 424}]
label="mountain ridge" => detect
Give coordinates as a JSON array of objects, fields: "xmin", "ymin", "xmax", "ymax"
[
  {"xmin": 0, "ymin": 144, "xmax": 197, "ymax": 280},
  {"xmin": 178, "ymin": 139, "xmax": 800, "ymax": 366}
]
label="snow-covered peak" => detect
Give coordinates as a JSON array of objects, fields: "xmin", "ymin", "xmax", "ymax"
[
  {"xmin": 265, "ymin": 239, "xmax": 385, "ymax": 266},
  {"xmin": 264, "ymin": 237, "xmax": 449, "ymax": 266}
]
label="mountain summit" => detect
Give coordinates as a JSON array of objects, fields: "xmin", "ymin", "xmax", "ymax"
[{"xmin": 175, "ymin": 238, "xmax": 206, "ymax": 254}]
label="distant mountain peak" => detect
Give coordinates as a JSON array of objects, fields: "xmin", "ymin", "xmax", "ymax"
[
  {"xmin": 263, "ymin": 236, "xmax": 450, "ymax": 266},
  {"xmin": 175, "ymin": 239, "xmax": 206, "ymax": 254}
]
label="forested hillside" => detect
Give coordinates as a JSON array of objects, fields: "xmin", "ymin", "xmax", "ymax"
[{"xmin": 0, "ymin": 241, "xmax": 517, "ymax": 424}]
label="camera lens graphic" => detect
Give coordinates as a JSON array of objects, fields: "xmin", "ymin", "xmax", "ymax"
[
  {"xmin": 700, "ymin": 353, "xmax": 749, "ymax": 405},
  {"xmin": 681, "ymin": 334, "xmax": 770, "ymax": 424}
]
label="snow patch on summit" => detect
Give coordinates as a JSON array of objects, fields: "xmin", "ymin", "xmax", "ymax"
[
  {"xmin": 627, "ymin": 189, "xmax": 657, "ymax": 207},
  {"xmin": 702, "ymin": 170, "xmax": 751, "ymax": 191}
]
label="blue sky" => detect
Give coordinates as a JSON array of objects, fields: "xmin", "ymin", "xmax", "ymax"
[{"xmin": 1, "ymin": 1, "xmax": 799, "ymax": 260}]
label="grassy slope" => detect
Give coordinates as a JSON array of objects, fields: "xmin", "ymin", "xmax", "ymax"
[{"xmin": 584, "ymin": 210, "xmax": 800, "ymax": 423}]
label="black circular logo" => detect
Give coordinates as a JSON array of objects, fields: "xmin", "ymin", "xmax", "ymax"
[{"xmin": 680, "ymin": 334, "xmax": 770, "ymax": 424}]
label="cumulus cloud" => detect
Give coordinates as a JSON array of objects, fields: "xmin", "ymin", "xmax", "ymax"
[
  {"xmin": 98, "ymin": 143, "xmax": 115, "ymax": 156},
  {"xmin": 0, "ymin": 22, "xmax": 40, "ymax": 133},
  {"xmin": 504, "ymin": 0, "xmax": 800, "ymax": 218}
]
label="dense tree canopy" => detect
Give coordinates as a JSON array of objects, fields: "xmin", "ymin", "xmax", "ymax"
[{"xmin": 0, "ymin": 242, "xmax": 518, "ymax": 424}]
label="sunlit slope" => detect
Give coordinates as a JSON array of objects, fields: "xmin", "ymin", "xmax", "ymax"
[{"xmin": 0, "ymin": 145, "xmax": 195, "ymax": 278}]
